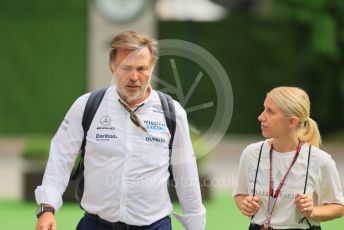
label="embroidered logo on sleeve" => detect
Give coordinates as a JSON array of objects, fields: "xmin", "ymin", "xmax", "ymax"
[
  {"xmin": 152, "ymin": 104, "xmax": 164, "ymax": 113},
  {"xmin": 60, "ymin": 119, "xmax": 69, "ymax": 131}
]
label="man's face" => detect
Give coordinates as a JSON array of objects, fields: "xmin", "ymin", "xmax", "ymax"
[{"xmin": 110, "ymin": 47, "xmax": 154, "ymax": 105}]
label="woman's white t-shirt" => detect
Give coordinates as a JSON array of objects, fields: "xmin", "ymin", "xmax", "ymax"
[{"xmin": 233, "ymin": 140, "xmax": 344, "ymax": 229}]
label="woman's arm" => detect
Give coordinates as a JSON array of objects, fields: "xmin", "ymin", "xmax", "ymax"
[
  {"xmin": 295, "ymin": 193, "xmax": 344, "ymax": 221},
  {"xmin": 310, "ymin": 204, "xmax": 344, "ymax": 221}
]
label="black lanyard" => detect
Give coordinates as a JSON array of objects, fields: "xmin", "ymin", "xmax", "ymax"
[{"xmin": 264, "ymin": 141, "xmax": 301, "ymax": 227}]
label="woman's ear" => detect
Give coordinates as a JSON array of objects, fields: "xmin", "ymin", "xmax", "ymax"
[{"xmin": 288, "ymin": 116, "xmax": 299, "ymax": 129}]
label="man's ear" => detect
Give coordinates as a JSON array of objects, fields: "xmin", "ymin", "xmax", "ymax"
[
  {"xmin": 109, "ymin": 64, "xmax": 114, "ymax": 73},
  {"xmin": 288, "ymin": 116, "xmax": 299, "ymax": 129}
]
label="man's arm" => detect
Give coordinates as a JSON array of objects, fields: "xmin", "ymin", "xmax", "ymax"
[
  {"xmin": 172, "ymin": 161, "xmax": 206, "ymax": 230},
  {"xmin": 170, "ymin": 103, "xmax": 206, "ymax": 230},
  {"xmin": 35, "ymin": 94, "xmax": 88, "ymax": 224}
]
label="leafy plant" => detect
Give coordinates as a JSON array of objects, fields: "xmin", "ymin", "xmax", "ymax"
[{"xmin": 22, "ymin": 135, "xmax": 52, "ymax": 159}]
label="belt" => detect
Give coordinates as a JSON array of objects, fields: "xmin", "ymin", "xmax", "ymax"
[
  {"xmin": 249, "ymin": 223, "xmax": 321, "ymax": 230},
  {"xmin": 85, "ymin": 212, "xmax": 148, "ymax": 230}
]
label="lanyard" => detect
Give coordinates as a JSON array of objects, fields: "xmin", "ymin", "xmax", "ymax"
[{"xmin": 264, "ymin": 140, "xmax": 301, "ymax": 227}]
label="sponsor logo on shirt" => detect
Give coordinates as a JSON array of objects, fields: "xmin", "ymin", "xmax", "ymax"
[
  {"xmin": 96, "ymin": 133, "xmax": 117, "ymax": 141},
  {"xmin": 97, "ymin": 116, "xmax": 116, "ymax": 130},
  {"xmin": 145, "ymin": 136, "xmax": 166, "ymax": 143},
  {"xmin": 100, "ymin": 116, "xmax": 111, "ymax": 126},
  {"xmin": 97, "ymin": 126, "xmax": 116, "ymax": 130},
  {"xmin": 251, "ymin": 189, "xmax": 297, "ymax": 200},
  {"xmin": 144, "ymin": 120, "xmax": 167, "ymax": 132},
  {"xmin": 152, "ymin": 104, "xmax": 164, "ymax": 114}
]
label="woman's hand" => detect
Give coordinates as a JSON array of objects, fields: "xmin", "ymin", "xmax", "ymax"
[
  {"xmin": 235, "ymin": 195, "xmax": 260, "ymax": 217},
  {"xmin": 295, "ymin": 193, "xmax": 314, "ymax": 218},
  {"xmin": 295, "ymin": 193, "xmax": 344, "ymax": 221}
]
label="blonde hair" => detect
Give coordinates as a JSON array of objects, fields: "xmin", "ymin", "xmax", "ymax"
[
  {"xmin": 268, "ymin": 86, "xmax": 321, "ymax": 147},
  {"xmin": 109, "ymin": 31, "xmax": 158, "ymax": 65}
]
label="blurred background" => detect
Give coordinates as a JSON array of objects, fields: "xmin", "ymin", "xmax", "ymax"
[{"xmin": 0, "ymin": 0, "xmax": 343, "ymax": 229}]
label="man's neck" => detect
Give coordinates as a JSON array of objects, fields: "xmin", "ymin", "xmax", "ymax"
[{"xmin": 121, "ymin": 87, "xmax": 151, "ymax": 108}]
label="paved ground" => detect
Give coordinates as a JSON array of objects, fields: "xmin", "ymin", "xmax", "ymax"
[
  {"xmin": 0, "ymin": 138, "xmax": 24, "ymax": 198},
  {"xmin": 0, "ymin": 136, "xmax": 343, "ymax": 198}
]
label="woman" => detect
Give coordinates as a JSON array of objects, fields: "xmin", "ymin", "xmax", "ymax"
[{"xmin": 233, "ymin": 87, "xmax": 344, "ymax": 229}]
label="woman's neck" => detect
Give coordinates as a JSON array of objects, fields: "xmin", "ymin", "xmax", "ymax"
[{"xmin": 270, "ymin": 136, "xmax": 300, "ymax": 153}]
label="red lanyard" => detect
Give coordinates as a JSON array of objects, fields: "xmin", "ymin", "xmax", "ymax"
[{"xmin": 264, "ymin": 141, "xmax": 301, "ymax": 227}]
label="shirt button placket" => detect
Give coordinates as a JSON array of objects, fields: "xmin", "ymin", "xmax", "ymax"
[{"xmin": 119, "ymin": 113, "xmax": 131, "ymax": 220}]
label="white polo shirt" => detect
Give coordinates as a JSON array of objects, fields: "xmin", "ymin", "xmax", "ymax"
[{"xmin": 35, "ymin": 86, "xmax": 206, "ymax": 230}]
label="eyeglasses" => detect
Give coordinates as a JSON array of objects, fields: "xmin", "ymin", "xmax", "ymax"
[{"xmin": 118, "ymin": 99, "xmax": 147, "ymax": 132}]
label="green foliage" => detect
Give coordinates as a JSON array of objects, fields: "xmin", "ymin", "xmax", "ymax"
[
  {"xmin": 159, "ymin": 0, "xmax": 344, "ymax": 135},
  {"xmin": 22, "ymin": 135, "xmax": 52, "ymax": 159},
  {"xmin": 271, "ymin": 0, "xmax": 344, "ymax": 58},
  {"xmin": 0, "ymin": 0, "xmax": 86, "ymax": 134},
  {"xmin": 269, "ymin": 0, "xmax": 344, "ymax": 133}
]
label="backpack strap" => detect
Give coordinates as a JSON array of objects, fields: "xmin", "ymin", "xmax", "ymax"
[
  {"xmin": 252, "ymin": 142, "xmax": 264, "ymax": 197},
  {"xmin": 81, "ymin": 88, "xmax": 108, "ymax": 154},
  {"xmin": 70, "ymin": 88, "xmax": 107, "ymax": 201},
  {"xmin": 157, "ymin": 91, "xmax": 176, "ymax": 151},
  {"xmin": 251, "ymin": 142, "xmax": 264, "ymax": 221},
  {"xmin": 157, "ymin": 91, "xmax": 176, "ymax": 185},
  {"xmin": 303, "ymin": 144, "xmax": 312, "ymax": 194},
  {"xmin": 299, "ymin": 144, "xmax": 313, "ymax": 228}
]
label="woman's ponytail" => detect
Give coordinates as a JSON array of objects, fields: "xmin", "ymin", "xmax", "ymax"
[
  {"xmin": 268, "ymin": 87, "xmax": 322, "ymax": 147},
  {"xmin": 298, "ymin": 117, "xmax": 321, "ymax": 147}
]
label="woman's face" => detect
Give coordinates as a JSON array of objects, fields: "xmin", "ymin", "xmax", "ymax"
[{"xmin": 258, "ymin": 95, "xmax": 291, "ymax": 138}]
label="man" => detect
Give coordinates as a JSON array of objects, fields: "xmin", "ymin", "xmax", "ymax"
[{"xmin": 35, "ymin": 31, "xmax": 206, "ymax": 230}]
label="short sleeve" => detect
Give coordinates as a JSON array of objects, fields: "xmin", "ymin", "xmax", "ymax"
[
  {"xmin": 232, "ymin": 145, "xmax": 251, "ymax": 197},
  {"xmin": 317, "ymin": 154, "xmax": 344, "ymax": 205}
]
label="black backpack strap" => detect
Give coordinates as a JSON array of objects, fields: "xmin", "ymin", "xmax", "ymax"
[
  {"xmin": 81, "ymin": 88, "xmax": 108, "ymax": 152},
  {"xmin": 251, "ymin": 142, "xmax": 264, "ymax": 221},
  {"xmin": 70, "ymin": 87, "xmax": 107, "ymax": 180},
  {"xmin": 303, "ymin": 144, "xmax": 312, "ymax": 194},
  {"xmin": 299, "ymin": 144, "xmax": 313, "ymax": 228},
  {"xmin": 157, "ymin": 91, "xmax": 176, "ymax": 185},
  {"xmin": 157, "ymin": 91, "xmax": 176, "ymax": 152},
  {"xmin": 70, "ymin": 88, "xmax": 107, "ymax": 201},
  {"xmin": 252, "ymin": 142, "xmax": 264, "ymax": 197}
]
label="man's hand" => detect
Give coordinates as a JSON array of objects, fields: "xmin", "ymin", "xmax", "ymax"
[{"xmin": 35, "ymin": 212, "xmax": 56, "ymax": 230}]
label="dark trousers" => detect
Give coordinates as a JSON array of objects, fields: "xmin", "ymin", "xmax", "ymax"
[
  {"xmin": 249, "ymin": 223, "xmax": 321, "ymax": 230},
  {"xmin": 76, "ymin": 213, "xmax": 172, "ymax": 230}
]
